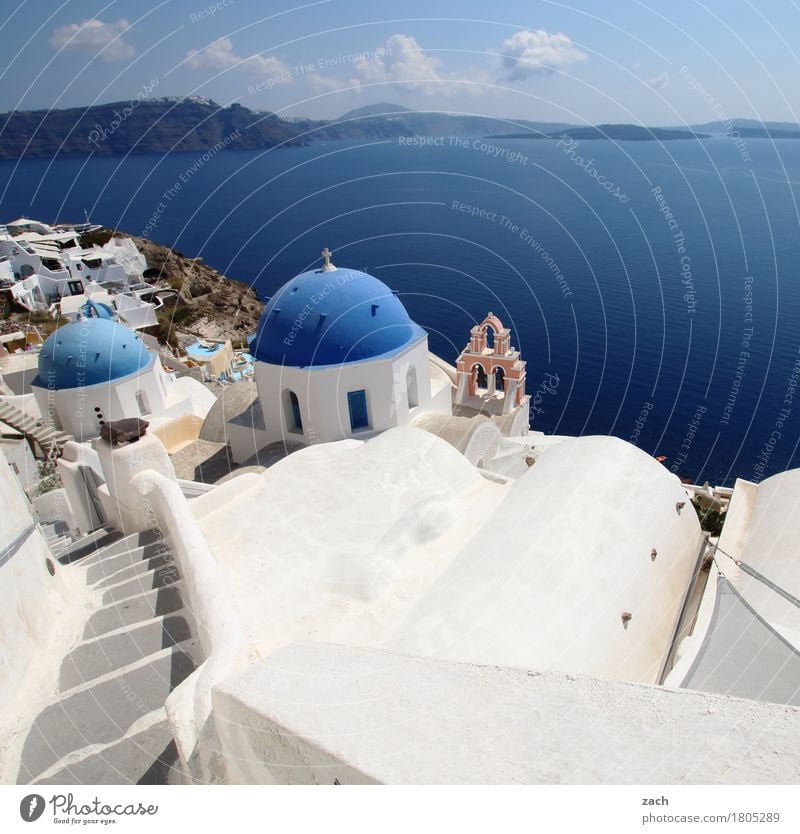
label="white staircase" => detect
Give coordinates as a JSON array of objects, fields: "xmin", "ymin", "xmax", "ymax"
[
  {"xmin": 39, "ymin": 520, "xmax": 76, "ymax": 558},
  {"xmin": 16, "ymin": 529, "xmax": 196, "ymax": 785},
  {"xmin": 0, "ymin": 399, "xmax": 73, "ymax": 458}
]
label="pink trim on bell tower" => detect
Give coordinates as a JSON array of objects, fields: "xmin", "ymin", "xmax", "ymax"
[{"xmin": 454, "ymin": 313, "xmax": 529, "ymax": 415}]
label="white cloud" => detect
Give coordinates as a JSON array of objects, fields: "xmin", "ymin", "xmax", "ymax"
[
  {"xmin": 307, "ymin": 73, "xmax": 350, "ymax": 93},
  {"xmin": 346, "ymin": 34, "xmax": 485, "ymax": 96},
  {"xmin": 49, "ymin": 18, "xmax": 135, "ymax": 62},
  {"xmin": 186, "ymin": 37, "xmax": 290, "ymax": 79},
  {"xmin": 648, "ymin": 71, "xmax": 670, "ymax": 90},
  {"xmin": 352, "ymin": 34, "xmax": 449, "ymax": 94},
  {"xmin": 499, "ymin": 29, "xmax": 587, "ymax": 80}
]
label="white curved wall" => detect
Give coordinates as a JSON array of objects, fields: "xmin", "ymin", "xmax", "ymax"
[
  {"xmin": 0, "ymin": 449, "xmax": 85, "ymax": 719},
  {"xmin": 250, "ymin": 337, "xmax": 447, "ymax": 455},
  {"xmin": 716, "ymin": 470, "xmax": 800, "ymax": 650},
  {"xmin": 33, "ymin": 356, "xmax": 208, "ymax": 442},
  {"xmin": 388, "ymin": 435, "xmax": 705, "ymax": 684},
  {"xmin": 191, "ymin": 427, "xmax": 508, "ymax": 657}
]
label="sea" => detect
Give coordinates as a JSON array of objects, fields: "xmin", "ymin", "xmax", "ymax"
[{"xmin": 2, "ymin": 133, "xmax": 800, "ymax": 487}]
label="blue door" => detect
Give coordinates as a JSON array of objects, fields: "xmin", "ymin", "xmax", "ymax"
[{"xmin": 347, "ymin": 389, "xmax": 369, "ymax": 430}]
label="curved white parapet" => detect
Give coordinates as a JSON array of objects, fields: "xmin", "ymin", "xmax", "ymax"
[
  {"xmin": 389, "ymin": 435, "xmax": 706, "ymax": 684},
  {"xmin": 427, "ymin": 351, "xmax": 458, "ymax": 386},
  {"xmin": 131, "ymin": 470, "xmax": 253, "ymax": 782},
  {"xmin": 411, "ymin": 410, "xmax": 502, "ymax": 467},
  {"xmin": 189, "ymin": 427, "xmax": 509, "ymax": 659},
  {"xmin": 717, "ymin": 471, "xmax": 800, "ymax": 649}
]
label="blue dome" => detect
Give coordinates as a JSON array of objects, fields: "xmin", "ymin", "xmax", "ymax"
[
  {"xmin": 252, "ymin": 267, "xmax": 426, "ymax": 368},
  {"xmin": 81, "ymin": 298, "xmax": 115, "ymax": 319},
  {"xmin": 34, "ymin": 318, "xmax": 154, "ymax": 390}
]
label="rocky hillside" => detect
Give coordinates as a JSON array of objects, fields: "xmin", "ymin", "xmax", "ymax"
[
  {"xmin": 0, "ymin": 98, "xmax": 300, "ymax": 159},
  {"xmin": 0, "ymin": 97, "xmax": 576, "ymax": 160},
  {"xmin": 82, "ymin": 229, "xmax": 264, "ymax": 348}
]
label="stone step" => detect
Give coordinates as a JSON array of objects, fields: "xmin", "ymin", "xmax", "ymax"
[
  {"xmin": 80, "ymin": 529, "xmax": 164, "ymax": 568},
  {"xmin": 16, "ymin": 645, "xmax": 195, "ymax": 783},
  {"xmin": 60, "ymin": 615, "xmax": 193, "ymax": 691},
  {"xmin": 100, "ymin": 571, "xmax": 181, "ymax": 605},
  {"xmin": 0, "ymin": 399, "xmax": 75, "ymax": 449},
  {"xmin": 58, "ymin": 528, "xmax": 123, "ymax": 566},
  {"xmin": 45, "ymin": 533, "xmax": 69, "ymax": 544},
  {"xmin": 90, "ymin": 551, "xmax": 174, "ymax": 589},
  {"xmin": 35, "ymin": 717, "xmax": 183, "ymax": 785},
  {"xmin": 86, "ymin": 538, "xmax": 172, "ymax": 584},
  {"xmin": 83, "ymin": 585, "xmax": 184, "ymax": 639}
]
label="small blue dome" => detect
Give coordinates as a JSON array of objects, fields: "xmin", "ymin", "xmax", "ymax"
[
  {"xmin": 81, "ymin": 298, "xmax": 115, "ymax": 319},
  {"xmin": 252, "ymin": 266, "xmax": 426, "ymax": 368},
  {"xmin": 34, "ymin": 318, "xmax": 154, "ymax": 390}
]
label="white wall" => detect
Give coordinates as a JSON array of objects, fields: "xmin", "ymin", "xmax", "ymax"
[
  {"xmin": 210, "ymin": 642, "xmax": 800, "ymax": 784},
  {"xmin": 57, "ymin": 441, "xmax": 107, "ymax": 534},
  {"xmin": 93, "ymin": 432, "xmax": 177, "ymax": 534},
  {"xmin": 713, "ymin": 472, "xmax": 800, "ymax": 651},
  {"xmin": 191, "ymin": 427, "xmax": 508, "ymax": 659},
  {"xmin": 251, "ymin": 337, "xmax": 447, "ymax": 452},
  {"xmin": 113, "ymin": 293, "xmax": 158, "ymax": 329},
  {"xmin": 32, "ymin": 488, "xmax": 76, "ymax": 530},
  {"xmin": 1, "ymin": 438, "xmax": 37, "ymax": 495},
  {"xmin": 33, "ymin": 356, "xmax": 203, "ymax": 442},
  {"xmin": 389, "ymin": 435, "xmax": 705, "ymax": 684},
  {"xmin": 0, "ymin": 448, "xmax": 83, "ymax": 710}
]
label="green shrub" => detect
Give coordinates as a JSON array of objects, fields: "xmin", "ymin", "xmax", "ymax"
[
  {"xmin": 34, "ymin": 459, "xmax": 63, "ymax": 496},
  {"xmin": 691, "ymin": 497, "xmax": 725, "ymax": 536}
]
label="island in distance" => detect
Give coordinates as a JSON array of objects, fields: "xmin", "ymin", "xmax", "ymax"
[{"xmin": 485, "ymin": 124, "xmax": 711, "ymax": 141}]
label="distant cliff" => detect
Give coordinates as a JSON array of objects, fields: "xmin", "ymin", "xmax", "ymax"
[
  {"xmin": 8, "ymin": 97, "xmax": 783, "ymax": 160},
  {"xmin": 291, "ymin": 104, "xmax": 573, "ymax": 142},
  {"xmin": 0, "ymin": 98, "xmax": 300, "ymax": 160},
  {"xmin": 0, "ymin": 98, "xmax": 573, "ymax": 160}
]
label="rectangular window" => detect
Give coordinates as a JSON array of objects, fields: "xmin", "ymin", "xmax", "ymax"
[
  {"xmin": 135, "ymin": 389, "xmax": 150, "ymax": 415},
  {"xmin": 347, "ymin": 389, "xmax": 369, "ymax": 431}
]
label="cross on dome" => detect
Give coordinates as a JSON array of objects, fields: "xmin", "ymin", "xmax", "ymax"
[{"xmin": 321, "ymin": 247, "xmax": 336, "ymax": 272}]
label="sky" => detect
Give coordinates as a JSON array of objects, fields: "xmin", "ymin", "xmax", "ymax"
[{"xmin": 2, "ymin": 0, "xmax": 799, "ymax": 125}]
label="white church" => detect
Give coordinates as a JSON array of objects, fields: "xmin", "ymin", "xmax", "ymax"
[
  {"xmin": 228, "ymin": 248, "xmax": 532, "ymax": 470},
  {"xmin": 2, "ymin": 248, "xmax": 800, "ymax": 787},
  {"xmin": 31, "ymin": 298, "xmax": 214, "ymax": 441}
]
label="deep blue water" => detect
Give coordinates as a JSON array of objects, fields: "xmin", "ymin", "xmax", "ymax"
[{"xmin": 3, "ymin": 134, "xmax": 800, "ymax": 486}]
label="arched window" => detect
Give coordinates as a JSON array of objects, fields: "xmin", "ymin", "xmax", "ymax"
[
  {"xmin": 485, "ymin": 325, "xmax": 495, "ymax": 350},
  {"xmin": 406, "ymin": 366, "xmax": 419, "ymax": 408},
  {"xmin": 472, "ymin": 363, "xmax": 487, "ymax": 389},
  {"xmin": 284, "ymin": 389, "xmax": 303, "ymax": 433},
  {"xmin": 494, "ymin": 367, "xmax": 505, "ymax": 392}
]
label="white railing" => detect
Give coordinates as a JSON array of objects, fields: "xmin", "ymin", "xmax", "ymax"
[{"xmin": 131, "ymin": 470, "xmax": 251, "ymax": 783}]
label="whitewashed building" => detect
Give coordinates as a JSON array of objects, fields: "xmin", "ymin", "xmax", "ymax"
[
  {"xmin": 30, "ymin": 309, "xmax": 212, "ymax": 442},
  {"xmin": 229, "ymin": 250, "xmax": 452, "ymax": 462}
]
